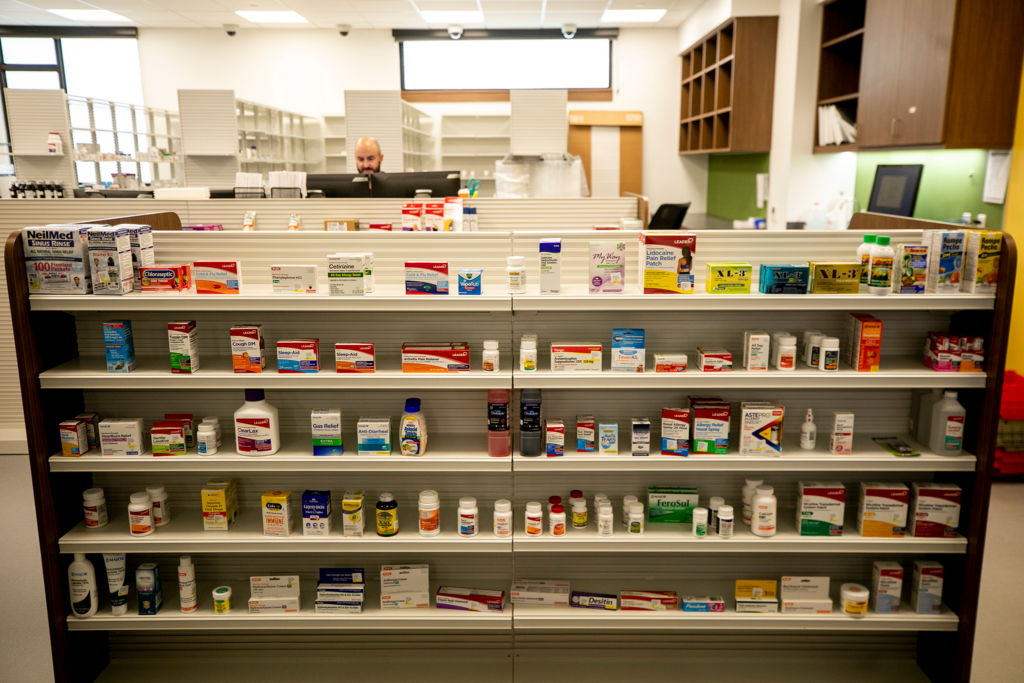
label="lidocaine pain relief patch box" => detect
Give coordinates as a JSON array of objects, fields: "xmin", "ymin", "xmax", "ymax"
[
  {"xmin": 230, "ymin": 325, "xmax": 266, "ymax": 373},
  {"xmin": 277, "ymin": 339, "xmax": 320, "ymax": 373},
  {"xmin": 271, "ymin": 264, "xmax": 318, "ymax": 294},
  {"xmin": 88, "ymin": 226, "xmax": 134, "ymax": 295},
  {"xmin": 335, "ymin": 343, "xmax": 375, "ymax": 373},
  {"xmin": 796, "ymin": 482, "xmax": 845, "ymax": 536},
  {"xmin": 22, "ymin": 226, "xmax": 92, "ymax": 294},
  {"xmin": 99, "ymin": 417, "xmax": 145, "ymax": 456},
  {"xmin": 858, "ymin": 482, "xmax": 909, "ymax": 538},
  {"xmin": 193, "ymin": 260, "xmax": 241, "ymax": 295},
  {"xmin": 912, "ymin": 560, "xmax": 943, "ymax": 615},
  {"xmin": 639, "ymin": 231, "xmax": 696, "ymax": 294},
  {"xmin": 589, "ymin": 241, "xmax": 626, "ymax": 293},
  {"xmin": 401, "ymin": 342, "xmax": 470, "ymax": 373},
  {"xmin": 510, "ymin": 580, "xmax": 570, "ymax": 606},
  {"xmin": 909, "ymin": 483, "xmax": 961, "ymax": 538},
  {"xmin": 436, "ymin": 587, "xmax": 505, "ymax": 613},
  {"xmin": 660, "ymin": 408, "xmax": 690, "ymax": 456},
  {"xmin": 551, "ymin": 343, "xmax": 603, "ymax": 372},
  {"xmin": 405, "ymin": 261, "xmax": 449, "ymax": 295},
  {"xmin": 327, "ymin": 254, "xmax": 365, "ymax": 296},
  {"xmin": 872, "ymin": 561, "xmax": 903, "ymax": 614}
]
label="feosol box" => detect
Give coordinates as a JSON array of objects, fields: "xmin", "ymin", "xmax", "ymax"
[{"xmin": 638, "ymin": 231, "xmax": 697, "ymax": 294}]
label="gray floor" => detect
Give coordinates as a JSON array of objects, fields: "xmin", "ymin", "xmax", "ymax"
[{"xmin": 971, "ymin": 482, "xmax": 1024, "ymax": 682}]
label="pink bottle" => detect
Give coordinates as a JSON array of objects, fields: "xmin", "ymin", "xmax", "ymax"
[{"xmin": 488, "ymin": 389, "xmax": 511, "ymax": 457}]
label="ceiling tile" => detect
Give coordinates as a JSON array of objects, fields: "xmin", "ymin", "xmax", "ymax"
[
  {"xmin": 0, "ymin": 13, "xmax": 30, "ymax": 23},
  {"xmin": 174, "ymin": 10, "xmax": 259, "ymax": 26},
  {"xmin": 14, "ymin": 0, "xmax": 94, "ymax": 9},
  {"xmin": 346, "ymin": 0, "xmax": 413, "ymax": 10},
  {"xmin": 84, "ymin": 0, "xmax": 163, "ymax": 9},
  {"xmin": 115, "ymin": 9, "xmax": 197, "ymax": 23},
  {"xmin": 278, "ymin": 0, "xmax": 358, "ymax": 10},
  {"xmin": 358, "ymin": 12, "xmax": 426, "ymax": 29},
  {"xmin": 211, "ymin": 0, "xmax": 291, "ymax": 10},
  {"xmin": 143, "ymin": 0, "xmax": 231, "ymax": 11},
  {"xmin": 480, "ymin": 0, "xmax": 541, "ymax": 8},
  {"xmin": 545, "ymin": 0, "xmax": 608, "ymax": 11},
  {"xmin": 482, "ymin": 11, "xmax": 541, "ymax": 28},
  {"xmin": 416, "ymin": 0, "xmax": 479, "ymax": 9},
  {"xmin": 543, "ymin": 10, "xmax": 603, "ymax": 27}
]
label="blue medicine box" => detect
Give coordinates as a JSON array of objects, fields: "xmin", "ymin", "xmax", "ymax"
[
  {"xmin": 103, "ymin": 320, "xmax": 136, "ymax": 373},
  {"xmin": 459, "ymin": 269, "xmax": 483, "ymax": 295},
  {"xmin": 759, "ymin": 263, "xmax": 809, "ymax": 294}
]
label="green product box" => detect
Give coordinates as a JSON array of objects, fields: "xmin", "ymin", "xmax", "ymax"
[{"xmin": 647, "ymin": 486, "xmax": 699, "ymax": 524}]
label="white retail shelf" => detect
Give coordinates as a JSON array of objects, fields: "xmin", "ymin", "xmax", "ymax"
[
  {"xmin": 513, "ymin": 357, "xmax": 986, "ymax": 390},
  {"xmin": 29, "ymin": 284, "xmax": 512, "ymax": 312},
  {"xmin": 513, "ymin": 509, "xmax": 966, "ymax": 554},
  {"xmin": 59, "ymin": 512, "xmax": 510, "ymax": 554},
  {"xmin": 39, "ymin": 357, "xmax": 512, "ymax": 390},
  {"xmin": 512, "ymin": 434, "xmax": 977, "ymax": 472},
  {"xmin": 511, "ymin": 284, "xmax": 997, "ymax": 311},
  {"xmin": 49, "ymin": 434, "xmax": 511, "ymax": 473},
  {"xmin": 67, "ymin": 581, "xmax": 511, "ymax": 631}
]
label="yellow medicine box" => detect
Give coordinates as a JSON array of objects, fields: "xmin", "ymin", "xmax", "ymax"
[
  {"xmin": 808, "ymin": 261, "xmax": 862, "ymax": 294},
  {"xmin": 341, "ymin": 490, "xmax": 365, "ymax": 537},
  {"xmin": 705, "ymin": 262, "xmax": 752, "ymax": 294},
  {"xmin": 201, "ymin": 478, "xmax": 239, "ymax": 531},
  {"xmin": 735, "ymin": 579, "xmax": 778, "ymax": 599}
]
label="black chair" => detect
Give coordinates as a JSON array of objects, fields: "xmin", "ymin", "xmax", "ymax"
[{"xmin": 648, "ymin": 203, "xmax": 691, "ymax": 230}]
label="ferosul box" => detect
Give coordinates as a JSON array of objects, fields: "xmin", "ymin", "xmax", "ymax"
[
  {"xmin": 911, "ymin": 560, "xmax": 943, "ymax": 614},
  {"xmin": 638, "ymin": 231, "xmax": 696, "ymax": 294},
  {"xmin": 610, "ymin": 328, "xmax": 645, "ymax": 373},
  {"xmin": 59, "ymin": 420, "xmax": 88, "ymax": 456},
  {"xmin": 327, "ymin": 254, "xmax": 365, "ymax": 296},
  {"xmin": 647, "ymin": 486, "xmax": 698, "ymax": 524},
  {"xmin": 311, "ymin": 409, "xmax": 343, "ymax": 456},
  {"xmin": 335, "ymin": 343, "xmax": 375, "ymax": 373},
  {"xmin": 696, "ymin": 347, "xmax": 732, "ymax": 372},
  {"xmin": 103, "ymin": 320, "xmax": 136, "ymax": 373},
  {"xmin": 576, "ymin": 414, "xmax": 596, "ymax": 452},
  {"xmin": 740, "ymin": 402, "xmax": 784, "ymax": 456},
  {"xmin": 98, "ymin": 417, "xmax": 144, "ymax": 457},
  {"xmin": 401, "ymin": 203, "xmax": 423, "ymax": 231},
  {"xmin": 167, "ymin": 321, "xmax": 200, "ymax": 374},
  {"xmin": 271, "ymin": 264, "xmax": 318, "ymax": 294},
  {"xmin": 551, "ymin": 343, "xmax": 603, "ymax": 372},
  {"xmin": 589, "ymin": 241, "xmax": 626, "ymax": 293},
  {"xmin": 845, "ymin": 313, "xmax": 882, "ymax": 372},
  {"xmin": 405, "ymin": 261, "xmax": 449, "ymax": 294},
  {"xmin": 230, "ymin": 325, "xmax": 266, "ymax": 373},
  {"xmin": 909, "ymin": 483, "xmax": 961, "ymax": 538},
  {"xmin": 571, "ymin": 591, "xmax": 618, "ymax": 610},
  {"xmin": 444, "ymin": 196, "xmax": 463, "ymax": 232},
  {"xmin": 401, "ymin": 342, "xmax": 470, "ymax": 373},
  {"xmin": 872, "ymin": 561, "xmax": 903, "ymax": 614},
  {"xmin": 201, "ymin": 478, "xmax": 239, "ymax": 531},
  {"xmin": 22, "ymin": 226, "xmax": 92, "ymax": 294},
  {"xmin": 261, "ymin": 490, "xmax": 294, "ymax": 537},
  {"xmin": 141, "ymin": 264, "xmax": 190, "ymax": 292},
  {"xmin": 277, "ymin": 338, "xmax": 320, "ymax": 373},
  {"xmin": 341, "ymin": 491, "xmax": 365, "ymax": 537},
  {"xmin": 808, "ymin": 261, "xmax": 862, "ymax": 294},
  {"xmin": 436, "ymin": 587, "xmax": 505, "ymax": 613},
  {"xmin": 424, "ymin": 202, "xmax": 445, "ymax": 232},
  {"xmin": 249, "ymin": 575, "xmax": 300, "ymax": 598},
  {"xmin": 681, "ymin": 596, "xmax": 725, "ymax": 612},
  {"xmin": 302, "ymin": 490, "xmax": 332, "ymax": 536},
  {"xmin": 620, "ymin": 590, "xmax": 679, "ymax": 611},
  {"xmin": 963, "ymin": 230, "xmax": 1001, "ymax": 294},
  {"xmin": 357, "ymin": 417, "xmax": 391, "ymax": 456},
  {"xmin": 631, "ymin": 418, "xmax": 651, "ymax": 456},
  {"xmin": 857, "ymin": 482, "xmax": 909, "ymax": 538},
  {"xmin": 660, "ymin": 408, "xmax": 690, "ymax": 456},
  {"xmin": 324, "ymin": 218, "xmax": 357, "ymax": 232},
  {"xmin": 123, "ymin": 224, "xmax": 155, "ymax": 289},
  {"xmin": 150, "ymin": 421, "xmax": 185, "ymax": 456},
  {"xmin": 193, "ymin": 260, "xmax": 241, "ymax": 294},
  {"xmin": 705, "ymin": 262, "xmax": 752, "ymax": 293},
  {"xmin": 925, "ymin": 230, "xmax": 966, "ymax": 294},
  {"xmin": 691, "ymin": 402, "xmax": 730, "ymax": 454},
  {"xmin": 510, "ymin": 580, "xmax": 571, "ymax": 606},
  {"xmin": 545, "ymin": 419, "xmax": 565, "ymax": 456},
  {"xmin": 87, "ymin": 226, "xmax": 134, "ymax": 295},
  {"xmin": 796, "ymin": 482, "xmax": 845, "ymax": 536},
  {"xmin": 653, "ymin": 353, "xmax": 687, "ymax": 372},
  {"xmin": 893, "ymin": 244, "xmax": 929, "ymax": 294}
]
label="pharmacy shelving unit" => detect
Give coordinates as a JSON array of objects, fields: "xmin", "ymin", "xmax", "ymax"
[
  {"xmin": 322, "ymin": 114, "xmax": 346, "ymax": 173},
  {"xmin": 440, "ymin": 114, "xmax": 511, "ymax": 197},
  {"xmin": 343, "ymin": 91, "xmax": 435, "ymax": 174},
  {"xmin": 236, "ymin": 98, "xmax": 322, "ymax": 175},
  {"xmin": 7, "ymin": 211, "xmax": 1014, "ymax": 683},
  {"xmin": 3, "ymin": 88, "xmax": 77, "ymax": 191}
]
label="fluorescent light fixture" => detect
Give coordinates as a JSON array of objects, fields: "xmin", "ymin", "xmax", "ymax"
[
  {"xmin": 600, "ymin": 9, "xmax": 668, "ymax": 23},
  {"xmin": 47, "ymin": 9, "xmax": 130, "ymax": 22},
  {"xmin": 235, "ymin": 11, "xmax": 308, "ymax": 23},
  {"xmin": 420, "ymin": 11, "xmax": 484, "ymax": 24}
]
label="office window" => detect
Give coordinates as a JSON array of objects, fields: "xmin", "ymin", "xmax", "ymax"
[
  {"xmin": 401, "ymin": 39, "xmax": 612, "ymax": 90},
  {"xmin": 62, "ymin": 38, "xmax": 144, "ymax": 105}
]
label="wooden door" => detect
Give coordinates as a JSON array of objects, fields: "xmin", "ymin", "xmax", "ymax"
[
  {"xmin": 893, "ymin": 0, "xmax": 956, "ymax": 145},
  {"xmin": 858, "ymin": 0, "xmax": 905, "ymax": 146}
]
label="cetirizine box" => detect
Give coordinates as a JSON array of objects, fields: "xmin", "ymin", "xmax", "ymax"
[
  {"xmin": 858, "ymin": 482, "xmax": 909, "ymax": 538},
  {"xmin": 911, "ymin": 560, "xmax": 943, "ymax": 614},
  {"xmin": 589, "ymin": 241, "xmax": 626, "ymax": 293},
  {"xmin": 357, "ymin": 417, "xmax": 391, "ymax": 456},
  {"xmin": 277, "ymin": 338, "xmax": 320, "ymax": 373},
  {"xmin": 327, "ymin": 254, "xmax": 365, "ymax": 296},
  {"xmin": 122, "ymin": 224, "xmax": 155, "ymax": 289},
  {"xmin": 660, "ymin": 408, "xmax": 690, "ymax": 456},
  {"xmin": 963, "ymin": 230, "xmax": 1000, "ymax": 294},
  {"xmin": 740, "ymin": 402, "xmax": 784, "ymax": 456},
  {"xmin": 796, "ymin": 482, "xmax": 845, "ymax": 536},
  {"xmin": 401, "ymin": 342, "xmax": 470, "ymax": 373},
  {"xmin": 88, "ymin": 226, "xmax": 134, "ymax": 295},
  {"xmin": 260, "ymin": 490, "xmax": 294, "ymax": 537},
  {"xmin": 611, "ymin": 328, "xmax": 645, "ymax": 372},
  {"xmin": 103, "ymin": 320, "xmax": 136, "ymax": 373},
  {"xmin": 648, "ymin": 486, "xmax": 698, "ymax": 524},
  {"xmin": 167, "ymin": 321, "xmax": 200, "ymax": 374},
  {"xmin": 335, "ymin": 343, "xmax": 375, "ymax": 373},
  {"xmin": 632, "ymin": 418, "xmax": 651, "ymax": 456},
  {"xmin": 99, "ymin": 417, "xmax": 145, "ymax": 456},
  {"xmin": 872, "ymin": 561, "xmax": 903, "ymax": 614},
  {"xmin": 22, "ymin": 226, "xmax": 92, "ymax": 294},
  {"xmin": 458, "ymin": 269, "xmax": 483, "ymax": 295},
  {"xmin": 539, "ymin": 238, "xmax": 562, "ymax": 294},
  {"xmin": 551, "ymin": 343, "xmax": 602, "ymax": 372},
  {"xmin": 639, "ymin": 231, "xmax": 696, "ymax": 294},
  {"xmin": 302, "ymin": 489, "xmax": 332, "ymax": 536},
  {"xmin": 271, "ymin": 264, "xmax": 318, "ymax": 294},
  {"xmin": 311, "ymin": 408, "xmax": 343, "ymax": 456},
  {"xmin": 576, "ymin": 414, "xmax": 596, "ymax": 452},
  {"xmin": 193, "ymin": 260, "xmax": 241, "ymax": 295},
  {"xmin": 909, "ymin": 483, "xmax": 961, "ymax": 538},
  {"xmin": 230, "ymin": 325, "xmax": 265, "ymax": 373},
  {"xmin": 691, "ymin": 402, "xmax": 730, "ymax": 454},
  {"xmin": 653, "ymin": 353, "xmax": 687, "ymax": 372},
  {"xmin": 510, "ymin": 580, "xmax": 571, "ymax": 606},
  {"xmin": 405, "ymin": 261, "xmax": 449, "ymax": 295},
  {"xmin": 925, "ymin": 230, "xmax": 966, "ymax": 294},
  {"xmin": 545, "ymin": 419, "xmax": 565, "ymax": 457}
]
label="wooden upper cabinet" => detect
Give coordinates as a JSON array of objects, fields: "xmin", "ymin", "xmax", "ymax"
[
  {"xmin": 857, "ymin": 0, "xmax": 905, "ymax": 147},
  {"xmin": 892, "ymin": 0, "xmax": 955, "ymax": 145}
]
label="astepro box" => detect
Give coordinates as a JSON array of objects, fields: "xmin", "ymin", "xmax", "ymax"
[
  {"xmin": 510, "ymin": 580, "xmax": 571, "ymax": 606},
  {"xmin": 925, "ymin": 230, "xmax": 966, "ymax": 294},
  {"xmin": 335, "ymin": 343, "xmax": 375, "ymax": 373},
  {"xmin": 405, "ymin": 261, "xmax": 449, "ymax": 294},
  {"xmin": 551, "ymin": 343, "xmax": 603, "ymax": 372},
  {"xmin": 357, "ymin": 417, "xmax": 391, "ymax": 456},
  {"xmin": 123, "ymin": 224, "xmax": 155, "ymax": 289},
  {"xmin": 230, "ymin": 325, "xmax": 266, "ymax": 373},
  {"xmin": 302, "ymin": 489, "xmax": 333, "ymax": 536},
  {"xmin": 436, "ymin": 587, "xmax": 506, "ymax": 613},
  {"xmin": 141, "ymin": 264, "xmax": 190, "ymax": 292},
  {"xmin": 660, "ymin": 408, "xmax": 690, "ymax": 456},
  {"xmin": 99, "ymin": 417, "xmax": 145, "ymax": 456},
  {"xmin": 872, "ymin": 561, "xmax": 903, "ymax": 614},
  {"xmin": 638, "ymin": 231, "xmax": 696, "ymax": 294},
  {"xmin": 22, "ymin": 226, "xmax": 92, "ymax": 294},
  {"xmin": 277, "ymin": 338, "xmax": 320, "ymax": 373},
  {"xmin": 963, "ymin": 230, "xmax": 1000, "ymax": 294},
  {"xmin": 691, "ymin": 402, "xmax": 730, "ymax": 454},
  {"xmin": 796, "ymin": 482, "xmax": 845, "ymax": 536},
  {"xmin": 909, "ymin": 483, "xmax": 961, "ymax": 538},
  {"xmin": 845, "ymin": 313, "xmax": 882, "ymax": 372},
  {"xmin": 576, "ymin": 414, "xmax": 596, "ymax": 452},
  {"xmin": 545, "ymin": 419, "xmax": 565, "ymax": 456},
  {"xmin": 740, "ymin": 402, "xmax": 784, "ymax": 456},
  {"xmin": 167, "ymin": 321, "xmax": 200, "ymax": 374},
  {"xmin": 858, "ymin": 482, "xmax": 909, "ymax": 538},
  {"xmin": 261, "ymin": 490, "xmax": 294, "ymax": 537},
  {"xmin": 311, "ymin": 408, "xmax": 343, "ymax": 455},
  {"xmin": 271, "ymin": 264, "xmax": 318, "ymax": 294},
  {"xmin": 539, "ymin": 238, "xmax": 562, "ymax": 294},
  {"xmin": 401, "ymin": 342, "xmax": 470, "ymax": 373},
  {"xmin": 648, "ymin": 486, "xmax": 698, "ymax": 524},
  {"xmin": 611, "ymin": 328, "xmax": 645, "ymax": 372},
  {"xmin": 589, "ymin": 241, "xmax": 626, "ymax": 293},
  {"xmin": 87, "ymin": 226, "xmax": 134, "ymax": 295},
  {"xmin": 912, "ymin": 560, "xmax": 944, "ymax": 614},
  {"xmin": 193, "ymin": 260, "xmax": 241, "ymax": 294}
]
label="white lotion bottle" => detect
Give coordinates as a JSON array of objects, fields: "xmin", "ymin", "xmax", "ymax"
[
  {"xmin": 751, "ymin": 485, "xmax": 778, "ymax": 537},
  {"xmin": 178, "ymin": 555, "xmax": 197, "ymax": 613},
  {"xmin": 234, "ymin": 388, "xmax": 280, "ymax": 456},
  {"xmin": 741, "ymin": 478, "xmax": 763, "ymax": 525},
  {"xmin": 69, "ymin": 553, "xmax": 98, "ymax": 618},
  {"xmin": 800, "ymin": 409, "xmax": 817, "ymax": 450},
  {"xmin": 929, "ymin": 390, "xmax": 967, "ymax": 456}
]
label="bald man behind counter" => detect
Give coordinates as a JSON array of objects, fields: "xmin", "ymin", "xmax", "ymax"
[{"xmin": 355, "ymin": 136, "xmax": 383, "ymax": 173}]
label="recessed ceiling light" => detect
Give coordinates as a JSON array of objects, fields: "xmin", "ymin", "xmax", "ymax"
[
  {"xmin": 420, "ymin": 11, "xmax": 484, "ymax": 24},
  {"xmin": 235, "ymin": 11, "xmax": 308, "ymax": 23},
  {"xmin": 47, "ymin": 9, "xmax": 130, "ymax": 22},
  {"xmin": 601, "ymin": 9, "xmax": 667, "ymax": 23}
]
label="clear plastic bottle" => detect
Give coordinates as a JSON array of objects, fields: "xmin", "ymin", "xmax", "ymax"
[
  {"xmin": 482, "ymin": 340, "xmax": 500, "ymax": 373},
  {"xmin": 146, "ymin": 484, "xmax": 171, "ymax": 527},
  {"xmin": 929, "ymin": 390, "xmax": 966, "ymax": 455},
  {"xmin": 800, "ymin": 409, "xmax": 817, "ymax": 450},
  {"xmin": 818, "ymin": 337, "xmax": 840, "ymax": 372},
  {"xmin": 519, "ymin": 338, "xmax": 538, "ymax": 372},
  {"xmin": 622, "ymin": 495, "xmax": 638, "ymax": 527},
  {"xmin": 742, "ymin": 478, "xmax": 763, "ymax": 525},
  {"xmin": 857, "ymin": 234, "xmax": 877, "ymax": 291},
  {"xmin": 549, "ymin": 504, "xmax": 566, "ymax": 536},
  {"xmin": 868, "ymin": 235, "xmax": 895, "ymax": 295},
  {"xmin": 751, "ymin": 485, "xmax": 777, "ymax": 537},
  {"xmin": 458, "ymin": 496, "xmax": 479, "ymax": 537},
  {"xmin": 82, "ymin": 488, "xmax": 108, "ymax": 529},
  {"xmin": 806, "ymin": 202, "xmax": 828, "ymax": 231},
  {"xmin": 487, "ymin": 389, "xmax": 511, "ymax": 457},
  {"xmin": 717, "ymin": 505, "xmax": 735, "ymax": 539},
  {"xmin": 494, "ymin": 499, "xmax": 512, "ymax": 537},
  {"xmin": 418, "ymin": 489, "xmax": 440, "ymax": 537},
  {"xmin": 776, "ymin": 335, "xmax": 797, "ymax": 371},
  {"xmin": 597, "ymin": 505, "xmax": 614, "ymax": 536},
  {"xmin": 525, "ymin": 501, "xmax": 543, "ymax": 536},
  {"xmin": 234, "ymin": 389, "xmax": 280, "ymax": 456},
  {"xmin": 128, "ymin": 492, "xmax": 154, "ymax": 537},
  {"xmin": 68, "ymin": 553, "xmax": 98, "ymax": 618},
  {"xmin": 571, "ymin": 499, "xmax": 588, "ymax": 530},
  {"xmin": 520, "ymin": 389, "xmax": 542, "ymax": 456},
  {"xmin": 627, "ymin": 502, "xmax": 645, "ymax": 534},
  {"xmin": 400, "ymin": 398, "xmax": 428, "ymax": 456}
]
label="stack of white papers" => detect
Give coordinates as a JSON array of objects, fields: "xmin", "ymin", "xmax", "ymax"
[
  {"xmin": 235, "ymin": 172, "xmax": 264, "ymax": 190},
  {"xmin": 268, "ymin": 171, "xmax": 307, "ymax": 198},
  {"xmin": 817, "ymin": 105, "xmax": 857, "ymax": 146}
]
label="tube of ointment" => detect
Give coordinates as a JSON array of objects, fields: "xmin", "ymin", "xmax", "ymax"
[{"xmin": 102, "ymin": 552, "xmax": 128, "ymax": 616}]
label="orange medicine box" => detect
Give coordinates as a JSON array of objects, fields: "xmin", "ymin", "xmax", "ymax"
[
  {"xmin": 59, "ymin": 419, "xmax": 89, "ymax": 456},
  {"xmin": 230, "ymin": 325, "xmax": 266, "ymax": 373},
  {"xmin": 141, "ymin": 264, "xmax": 191, "ymax": 292},
  {"xmin": 845, "ymin": 313, "xmax": 882, "ymax": 372},
  {"xmin": 336, "ymin": 343, "xmax": 375, "ymax": 373},
  {"xmin": 193, "ymin": 260, "xmax": 241, "ymax": 294}
]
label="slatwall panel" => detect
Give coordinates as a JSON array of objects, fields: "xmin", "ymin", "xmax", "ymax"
[
  {"xmin": 468, "ymin": 197, "xmax": 638, "ymax": 231},
  {"xmin": 4, "ymin": 88, "xmax": 77, "ymax": 189},
  {"xmin": 344, "ymin": 91, "xmax": 404, "ymax": 174},
  {"xmin": 510, "ymin": 90, "xmax": 568, "ymax": 155},
  {"xmin": 177, "ymin": 90, "xmax": 239, "ymax": 188},
  {"xmin": 182, "ymin": 156, "xmax": 239, "ymax": 190},
  {"xmin": 589, "ymin": 126, "xmax": 621, "ymax": 198},
  {"xmin": 165, "ymin": 198, "xmax": 407, "ymax": 232}
]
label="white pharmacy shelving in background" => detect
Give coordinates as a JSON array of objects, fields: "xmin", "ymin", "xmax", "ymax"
[{"xmin": 322, "ymin": 114, "xmax": 346, "ymax": 173}]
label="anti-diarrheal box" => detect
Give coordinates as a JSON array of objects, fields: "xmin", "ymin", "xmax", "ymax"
[
  {"xmin": 796, "ymin": 482, "xmax": 845, "ymax": 536},
  {"xmin": 924, "ymin": 230, "xmax": 966, "ymax": 294},
  {"xmin": 909, "ymin": 482, "xmax": 961, "ymax": 538},
  {"xmin": 277, "ymin": 339, "xmax": 320, "ymax": 373},
  {"xmin": 589, "ymin": 241, "xmax": 625, "ymax": 293},
  {"xmin": 963, "ymin": 230, "xmax": 1000, "ymax": 294},
  {"xmin": 193, "ymin": 260, "xmax": 241, "ymax": 295},
  {"xmin": 611, "ymin": 328, "xmax": 645, "ymax": 372},
  {"xmin": 405, "ymin": 261, "xmax": 449, "ymax": 295},
  {"xmin": 858, "ymin": 482, "xmax": 909, "ymax": 538},
  {"xmin": 335, "ymin": 343, "xmax": 375, "ymax": 373},
  {"xmin": 872, "ymin": 561, "xmax": 903, "ymax": 614},
  {"xmin": 167, "ymin": 321, "xmax": 200, "ymax": 374},
  {"xmin": 271, "ymin": 264, "xmax": 318, "ymax": 294},
  {"xmin": 660, "ymin": 408, "xmax": 690, "ymax": 456},
  {"xmin": 327, "ymin": 254, "xmax": 365, "ymax": 296},
  {"xmin": 88, "ymin": 226, "xmax": 134, "ymax": 295},
  {"xmin": 22, "ymin": 226, "xmax": 92, "ymax": 294},
  {"xmin": 638, "ymin": 231, "xmax": 696, "ymax": 294},
  {"xmin": 311, "ymin": 408, "xmax": 343, "ymax": 455},
  {"xmin": 230, "ymin": 325, "xmax": 266, "ymax": 373},
  {"xmin": 357, "ymin": 417, "xmax": 391, "ymax": 456}
]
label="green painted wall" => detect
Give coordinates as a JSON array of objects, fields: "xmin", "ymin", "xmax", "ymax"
[
  {"xmin": 707, "ymin": 153, "xmax": 769, "ymax": 221},
  {"xmin": 854, "ymin": 149, "xmax": 1004, "ymax": 227}
]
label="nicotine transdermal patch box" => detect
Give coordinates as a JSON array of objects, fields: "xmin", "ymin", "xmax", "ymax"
[
  {"xmin": 911, "ymin": 560, "xmax": 943, "ymax": 615},
  {"xmin": 796, "ymin": 482, "xmax": 845, "ymax": 536},
  {"xmin": 872, "ymin": 561, "xmax": 903, "ymax": 614},
  {"xmin": 909, "ymin": 483, "xmax": 961, "ymax": 538},
  {"xmin": 858, "ymin": 482, "xmax": 909, "ymax": 538}
]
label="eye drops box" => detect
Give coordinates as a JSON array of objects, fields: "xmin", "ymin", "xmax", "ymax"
[
  {"xmin": 311, "ymin": 408, "xmax": 343, "ymax": 455},
  {"xmin": 271, "ymin": 264, "xmax": 318, "ymax": 294},
  {"xmin": 638, "ymin": 231, "xmax": 696, "ymax": 294},
  {"xmin": 539, "ymin": 238, "xmax": 562, "ymax": 294},
  {"xmin": 911, "ymin": 560, "xmax": 944, "ymax": 614},
  {"xmin": 22, "ymin": 226, "xmax": 92, "ymax": 294},
  {"xmin": 193, "ymin": 260, "xmax": 241, "ymax": 295},
  {"xmin": 545, "ymin": 419, "xmax": 565, "ymax": 456},
  {"xmin": 99, "ymin": 417, "xmax": 145, "ymax": 456},
  {"xmin": 858, "ymin": 482, "xmax": 909, "ymax": 538},
  {"xmin": 328, "ymin": 254, "xmax": 366, "ymax": 296},
  {"xmin": 599, "ymin": 423, "xmax": 618, "ymax": 454},
  {"xmin": 88, "ymin": 226, "xmax": 134, "ymax": 295},
  {"xmin": 872, "ymin": 561, "xmax": 903, "ymax": 614},
  {"xmin": 909, "ymin": 482, "xmax": 961, "ymax": 538},
  {"xmin": 796, "ymin": 482, "xmax": 845, "ymax": 536},
  {"xmin": 589, "ymin": 241, "xmax": 626, "ymax": 293}
]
